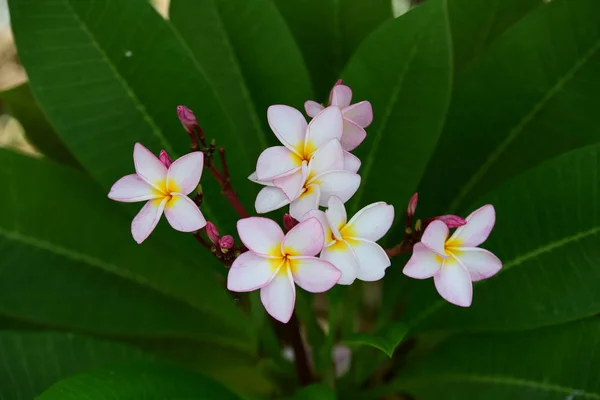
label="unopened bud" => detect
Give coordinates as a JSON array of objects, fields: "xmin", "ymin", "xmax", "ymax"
[
  {"xmin": 206, "ymin": 221, "xmax": 220, "ymax": 245},
  {"xmin": 283, "ymin": 213, "xmax": 299, "ymax": 231},
  {"xmin": 158, "ymin": 150, "xmax": 173, "ymax": 168},
  {"xmin": 407, "ymin": 192, "xmax": 418, "ymax": 217},
  {"xmin": 334, "ymin": 79, "xmax": 343, "ymax": 86},
  {"xmin": 219, "ymin": 235, "xmax": 234, "ymax": 250},
  {"xmin": 177, "ymin": 105, "xmax": 198, "ymax": 133},
  {"xmin": 434, "ymin": 215, "xmax": 467, "ymax": 229}
]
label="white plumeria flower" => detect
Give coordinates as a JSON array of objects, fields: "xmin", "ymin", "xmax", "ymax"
[
  {"xmin": 305, "ymin": 196, "xmax": 395, "ymax": 285},
  {"xmin": 227, "ymin": 217, "xmax": 341, "ymax": 323},
  {"xmin": 108, "ymin": 143, "xmax": 206, "ymax": 244},
  {"xmin": 305, "ymin": 81, "xmax": 373, "ymax": 152},
  {"xmin": 252, "ymin": 139, "xmax": 361, "ymax": 220},
  {"xmin": 402, "ymin": 205, "xmax": 502, "ymax": 307}
]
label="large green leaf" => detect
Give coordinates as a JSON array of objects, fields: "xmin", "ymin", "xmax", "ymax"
[
  {"xmin": 37, "ymin": 363, "xmax": 243, "ymax": 400},
  {"xmin": 275, "ymin": 0, "xmax": 393, "ymax": 99},
  {"xmin": 394, "ymin": 318, "xmax": 600, "ymax": 399},
  {"xmin": 8, "ymin": 0, "xmax": 260, "ymax": 230},
  {"xmin": 170, "ymin": 0, "xmax": 313, "ymax": 131},
  {"xmin": 341, "ymin": 0, "xmax": 452, "ymax": 219},
  {"xmin": 417, "ymin": 0, "xmax": 600, "ymax": 216},
  {"xmin": 343, "ymin": 322, "xmax": 408, "ymax": 357},
  {"xmin": 0, "ymin": 83, "xmax": 79, "ymax": 168},
  {"xmin": 0, "ymin": 148, "xmax": 253, "ymax": 351},
  {"xmin": 401, "ymin": 144, "xmax": 600, "ymax": 332},
  {"xmin": 0, "ymin": 331, "xmax": 154, "ymax": 399}
]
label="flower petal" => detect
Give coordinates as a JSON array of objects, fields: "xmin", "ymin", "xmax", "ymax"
[
  {"xmin": 455, "ymin": 247, "xmax": 502, "ymax": 282},
  {"xmin": 447, "ymin": 204, "xmax": 496, "ymax": 248},
  {"xmin": 131, "ymin": 198, "xmax": 167, "ymax": 244},
  {"xmin": 308, "ymin": 139, "xmax": 344, "ymax": 176},
  {"xmin": 260, "ymin": 268, "xmax": 296, "ymax": 323},
  {"xmin": 282, "ymin": 217, "xmax": 324, "ymax": 257},
  {"xmin": 325, "ymin": 196, "xmax": 347, "ymax": 240},
  {"xmin": 166, "ymin": 151, "xmax": 204, "ymax": 195},
  {"xmin": 343, "ymin": 202, "xmax": 394, "ymax": 242},
  {"xmin": 340, "ymin": 119, "xmax": 367, "ymax": 151},
  {"xmin": 228, "ymin": 251, "xmax": 281, "ymax": 292},
  {"xmin": 256, "ymin": 146, "xmax": 302, "ymax": 181},
  {"xmin": 133, "ymin": 143, "xmax": 167, "ymax": 190},
  {"xmin": 342, "ymin": 101, "xmax": 373, "ymax": 128},
  {"xmin": 330, "ymin": 84, "xmax": 352, "ymax": 108},
  {"xmin": 305, "ymin": 100, "xmax": 324, "ymax": 118},
  {"xmin": 349, "ymin": 238, "xmax": 391, "ymax": 282},
  {"xmin": 314, "ymin": 170, "xmax": 360, "ymax": 206},
  {"xmin": 333, "ymin": 345, "xmax": 352, "ymax": 378},
  {"xmin": 289, "ymin": 184, "xmax": 321, "ymax": 220},
  {"xmin": 237, "ymin": 217, "xmax": 284, "ymax": 257},
  {"xmin": 289, "ymin": 256, "xmax": 340, "ymax": 292},
  {"xmin": 402, "ymin": 242, "xmax": 442, "ymax": 279},
  {"xmin": 108, "ymin": 174, "xmax": 160, "ymax": 202},
  {"xmin": 421, "ymin": 220, "xmax": 450, "ymax": 257},
  {"xmin": 321, "ymin": 240, "xmax": 359, "ymax": 285},
  {"xmin": 343, "ymin": 151, "xmax": 361, "ymax": 173},
  {"xmin": 248, "ymin": 171, "xmax": 275, "ymax": 187},
  {"xmin": 267, "ymin": 105, "xmax": 307, "ymax": 155},
  {"xmin": 273, "ymin": 165, "xmax": 306, "ymax": 200},
  {"xmin": 303, "ymin": 209, "xmax": 334, "ymax": 245},
  {"xmin": 255, "ymin": 186, "xmax": 291, "ymax": 214},
  {"xmin": 163, "ymin": 194, "xmax": 207, "ymax": 232},
  {"xmin": 304, "ymin": 106, "xmax": 343, "ymax": 157},
  {"xmin": 434, "ymin": 257, "xmax": 473, "ymax": 307}
]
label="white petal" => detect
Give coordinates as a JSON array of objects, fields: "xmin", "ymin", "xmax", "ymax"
[
  {"xmin": 434, "ymin": 256, "xmax": 473, "ymax": 307},
  {"xmin": 303, "ymin": 209, "xmax": 334, "ymax": 245},
  {"xmin": 260, "ymin": 268, "xmax": 296, "ymax": 323},
  {"xmin": 289, "ymin": 184, "xmax": 320, "ymax": 221},
  {"xmin": 237, "ymin": 217, "xmax": 284, "ymax": 257},
  {"xmin": 320, "ymin": 241, "xmax": 359, "ymax": 285},
  {"xmin": 228, "ymin": 251, "xmax": 281, "ymax": 292},
  {"xmin": 343, "ymin": 202, "xmax": 394, "ymax": 242},
  {"xmin": 342, "ymin": 101, "xmax": 373, "ymax": 128},
  {"xmin": 273, "ymin": 166, "xmax": 306, "ymax": 200},
  {"xmin": 314, "ymin": 170, "xmax": 360, "ymax": 206},
  {"xmin": 304, "ymin": 106, "xmax": 343, "ymax": 157},
  {"xmin": 340, "ymin": 119, "xmax": 367, "ymax": 151},
  {"xmin": 333, "ymin": 345, "xmax": 352, "ymax": 378},
  {"xmin": 133, "ymin": 143, "xmax": 167, "ymax": 190},
  {"xmin": 248, "ymin": 171, "xmax": 275, "ymax": 187},
  {"xmin": 163, "ymin": 194, "xmax": 206, "ymax": 232},
  {"xmin": 290, "ymin": 256, "xmax": 340, "ymax": 292},
  {"xmin": 349, "ymin": 238, "xmax": 391, "ymax": 282},
  {"xmin": 166, "ymin": 151, "xmax": 204, "ymax": 195},
  {"xmin": 447, "ymin": 205, "xmax": 496, "ymax": 248},
  {"xmin": 308, "ymin": 139, "xmax": 344, "ymax": 176},
  {"xmin": 131, "ymin": 198, "xmax": 167, "ymax": 244},
  {"xmin": 343, "ymin": 151, "xmax": 361, "ymax": 173},
  {"xmin": 330, "ymin": 84, "xmax": 352, "ymax": 108},
  {"xmin": 402, "ymin": 242, "xmax": 442, "ymax": 279},
  {"xmin": 421, "ymin": 220, "xmax": 450, "ymax": 257},
  {"xmin": 108, "ymin": 174, "xmax": 160, "ymax": 202},
  {"xmin": 304, "ymin": 100, "xmax": 324, "ymax": 118},
  {"xmin": 325, "ymin": 196, "xmax": 347, "ymax": 240},
  {"xmin": 255, "ymin": 186, "xmax": 291, "ymax": 214},
  {"xmin": 282, "ymin": 217, "xmax": 324, "ymax": 257},
  {"xmin": 267, "ymin": 105, "xmax": 307, "ymax": 155},
  {"xmin": 455, "ymin": 247, "xmax": 502, "ymax": 282},
  {"xmin": 256, "ymin": 146, "xmax": 302, "ymax": 181}
]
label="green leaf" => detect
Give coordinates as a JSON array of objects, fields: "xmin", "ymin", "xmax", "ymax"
[
  {"xmin": 8, "ymin": 0, "xmax": 261, "ymax": 230},
  {"xmin": 342, "ymin": 0, "xmax": 452, "ymax": 218},
  {"xmin": 275, "ymin": 0, "xmax": 393, "ymax": 99},
  {"xmin": 0, "ymin": 331, "xmax": 154, "ymax": 399},
  {"xmin": 402, "ymin": 143, "xmax": 600, "ymax": 332},
  {"xmin": 344, "ymin": 322, "xmax": 408, "ymax": 357},
  {"xmin": 0, "ymin": 148, "xmax": 253, "ymax": 351},
  {"xmin": 395, "ymin": 318, "xmax": 600, "ymax": 399},
  {"xmin": 417, "ymin": 0, "xmax": 600, "ymax": 216},
  {"xmin": 291, "ymin": 383, "xmax": 337, "ymax": 400},
  {"xmin": 37, "ymin": 363, "xmax": 243, "ymax": 400},
  {"xmin": 170, "ymin": 0, "xmax": 313, "ymax": 126}
]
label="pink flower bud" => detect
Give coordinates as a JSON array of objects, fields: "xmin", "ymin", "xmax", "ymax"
[
  {"xmin": 177, "ymin": 105, "xmax": 198, "ymax": 133},
  {"xmin": 158, "ymin": 150, "xmax": 173, "ymax": 168},
  {"xmin": 407, "ymin": 192, "xmax": 418, "ymax": 217},
  {"xmin": 434, "ymin": 214, "xmax": 467, "ymax": 229},
  {"xmin": 219, "ymin": 235, "xmax": 234, "ymax": 250},
  {"xmin": 206, "ymin": 221, "xmax": 220, "ymax": 245},
  {"xmin": 334, "ymin": 79, "xmax": 343, "ymax": 86},
  {"xmin": 283, "ymin": 213, "xmax": 299, "ymax": 231}
]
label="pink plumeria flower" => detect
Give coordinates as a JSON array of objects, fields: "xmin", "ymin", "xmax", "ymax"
[
  {"xmin": 108, "ymin": 143, "xmax": 206, "ymax": 244},
  {"xmin": 305, "ymin": 82, "xmax": 373, "ymax": 151},
  {"xmin": 305, "ymin": 196, "xmax": 394, "ymax": 285},
  {"xmin": 227, "ymin": 217, "xmax": 341, "ymax": 323},
  {"xmin": 403, "ymin": 205, "xmax": 502, "ymax": 307}
]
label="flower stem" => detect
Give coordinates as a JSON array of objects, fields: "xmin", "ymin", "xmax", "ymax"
[{"xmin": 287, "ymin": 312, "xmax": 313, "ymax": 386}]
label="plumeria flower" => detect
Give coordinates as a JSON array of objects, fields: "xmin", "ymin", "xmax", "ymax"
[
  {"xmin": 305, "ymin": 196, "xmax": 394, "ymax": 285},
  {"xmin": 227, "ymin": 217, "xmax": 341, "ymax": 323},
  {"xmin": 305, "ymin": 81, "xmax": 373, "ymax": 151},
  {"xmin": 251, "ymin": 139, "xmax": 361, "ymax": 220},
  {"xmin": 108, "ymin": 143, "xmax": 206, "ymax": 244},
  {"xmin": 402, "ymin": 205, "xmax": 502, "ymax": 307}
]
